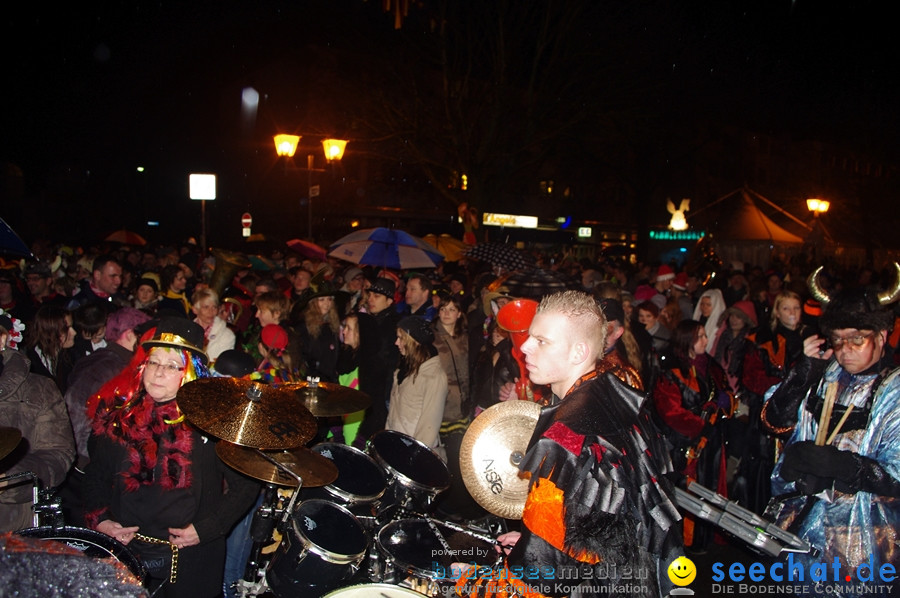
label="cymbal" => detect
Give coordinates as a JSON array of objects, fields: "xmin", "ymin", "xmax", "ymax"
[
  {"xmin": 177, "ymin": 378, "xmax": 316, "ymax": 450},
  {"xmin": 216, "ymin": 441, "xmax": 338, "ymax": 488},
  {"xmin": 283, "ymin": 380, "xmax": 371, "ymax": 417},
  {"xmin": 460, "ymin": 400, "xmax": 541, "ymax": 520},
  {"xmin": 0, "ymin": 427, "xmax": 22, "ymax": 461}
]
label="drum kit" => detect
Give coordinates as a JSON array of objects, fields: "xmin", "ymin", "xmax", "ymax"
[{"xmin": 178, "ymin": 377, "xmax": 504, "ymax": 598}]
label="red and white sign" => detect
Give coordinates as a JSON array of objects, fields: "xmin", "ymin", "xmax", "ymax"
[{"xmin": 241, "ymin": 212, "xmax": 253, "ymax": 228}]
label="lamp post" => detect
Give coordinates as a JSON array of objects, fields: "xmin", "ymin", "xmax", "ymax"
[
  {"xmin": 274, "ymin": 135, "xmax": 347, "ymax": 240},
  {"xmin": 806, "ymin": 198, "xmax": 830, "ymax": 263}
]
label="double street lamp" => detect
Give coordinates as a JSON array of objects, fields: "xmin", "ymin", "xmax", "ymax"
[{"xmin": 274, "ymin": 134, "xmax": 347, "ymax": 239}]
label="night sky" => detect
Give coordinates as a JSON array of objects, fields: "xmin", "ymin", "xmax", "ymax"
[{"xmin": 2, "ymin": 0, "xmax": 896, "ymax": 246}]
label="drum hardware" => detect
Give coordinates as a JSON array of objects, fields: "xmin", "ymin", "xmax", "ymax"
[
  {"xmin": 459, "ymin": 400, "xmax": 541, "ymax": 519},
  {"xmin": 674, "ymin": 480, "xmax": 819, "ymax": 557},
  {"xmin": 177, "ymin": 378, "xmax": 316, "ymax": 450},
  {"xmin": 367, "ymin": 431, "xmax": 450, "ymax": 515},
  {"xmin": 0, "ymin": 470, "xmax": 63, "ymax": 528}
]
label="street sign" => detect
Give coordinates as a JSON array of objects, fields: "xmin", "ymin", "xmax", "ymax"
[
  {"xmin": 241, "ymin": 212, "xmax": 252, "ymax": 228},
  {"xmin": 309, "ymin": 185, "xmax": 320, "ymax": 198}
]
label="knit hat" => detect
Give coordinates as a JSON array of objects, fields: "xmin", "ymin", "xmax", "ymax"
[
  {"xmin": 633, "ymin": 284, "xmax": 657, "ymax": 303},
  {"xmin": 106, "ymin": 307, "xmax": 151, "ymax": 342},
  {"xmin": 655, "ymin": 265, "xmax": 675, "ymax": 282},
  {"xmin": 368, "ymin": 277, "xmax": 396, "ymax": 298},
  {"xmin": 261, "ymin": 324, "xmax": 289, "ymax": 355},
  {"xmin": 23, "ymin": 261, "xmax": 51, "ymax": 278},
  {"xmin": 398, "ymin": 316, "xmax": 434, "ymax": 346},
  {"xmin": 343, "ymin": 267, "xmax": 364, "ymax": 283},
  {"xmin": 142, "ymin": 317, "xmax": 208, "ymax": 364},
  {"xmin": 672, "ymin": 272, "xmax": 688, "ymax": 291}
]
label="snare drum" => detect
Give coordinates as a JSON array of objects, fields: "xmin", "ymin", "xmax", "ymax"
[
  {"xmin": 322, "ymin": 583, "xmax": 426, "ymax": 597},
  {"xmin": 376, "ymin": 518, "xmax": 497, "ymax": 587},
  {"xmin": 266, "ymin": 499, "xmax": 369, "ymax": 597},
  {"xmin": 368, "ymin": 431, "xmax": 450, "ymax": 513}
]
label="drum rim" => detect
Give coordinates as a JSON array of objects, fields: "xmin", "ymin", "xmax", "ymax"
[
  {"xmin": 290, "ymin": 499, "xmax": 368, "ymax": 564},
  {"xmin": 321, "ymin": 582, "xmax": 427, "ymax": 597},
  {"xmin": 375, "ymin": 518, "xmax": 448, "ymax": 581},
  {"xmin": 16, "ymin": 525, "xmax": 147, "ymax": 582},
  {"xmin": 311, "ymin": 442, "xmax": 387, "ymax": 504},
  {"xmin": 367, "ymin": 431, "xmax": 451, "ymax": 492}
]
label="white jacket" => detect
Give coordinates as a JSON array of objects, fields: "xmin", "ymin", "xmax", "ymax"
[
  {"xmin": 386, "ymin": 355, "xmax": 448, "ymax": 458},
  {"xmin": 201, "ymin": 316, "xmax": 236, "ymax": 362}
]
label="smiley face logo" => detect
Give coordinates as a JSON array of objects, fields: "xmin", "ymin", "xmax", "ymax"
[{"xmin": 667, "ymin": 556, "xmax": 697, "ymax": 586}]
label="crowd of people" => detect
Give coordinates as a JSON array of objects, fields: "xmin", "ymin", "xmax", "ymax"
[{"xmin": 1, "ymin": 236, "xmax": 899, "ymax": 597}]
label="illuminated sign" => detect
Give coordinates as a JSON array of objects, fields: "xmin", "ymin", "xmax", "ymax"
[
  {"xmin": 482, "ymin": 212, "xmax": 538, "ymax": 229},
  {"xmin": 577, "ymin": 227, "xmax": 592, "ymax": 238},
  {"xmin": 649, "ymin": 230, "xmax": 705, "ymax": 241}
]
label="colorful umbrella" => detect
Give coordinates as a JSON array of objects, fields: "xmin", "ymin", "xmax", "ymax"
[
  {"xmin": 104, "ymin": 229, "xmax": 147, "ymax": 246},
  {"xmin": 0, "ymin": 218, "xmax": 32, "ymax": 257},
  {"xmin": 503, "ymin": 269, "xmax": 580, "ymax": 301},
  {"xmin": 328, "ymin": 228, "xmax": 444, "ymax": 269},
  {"xmin": 463, "ymin": 242, "xmax": 534, "ymax": 272},
  {"xmin": 423, "ymin": 234, "xmax": 469, "ymax": 262},
  {"xmin": 286, "ymin": 238, "xmax": 327, "ymax": 261}
]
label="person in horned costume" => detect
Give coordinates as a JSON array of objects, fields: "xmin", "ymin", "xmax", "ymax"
[{"xmin": 762, "ymin": 264, "xmax": 900, "ymax": 594}]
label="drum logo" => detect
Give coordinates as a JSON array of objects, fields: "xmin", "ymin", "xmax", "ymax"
[
  {"xmin": 303, "ymin": 516, "xmax": 317, "ymax": 531},
  {"xmin": 482, "ymin": 459, "xmax": 503, "ymax": 494}
]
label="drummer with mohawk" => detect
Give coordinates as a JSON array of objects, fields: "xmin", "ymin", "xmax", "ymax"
[{"xmin": 458, "ymin": 291, "xmax": 681, "ymax": 598}]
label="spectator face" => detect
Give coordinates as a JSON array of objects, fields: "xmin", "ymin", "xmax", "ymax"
[
  {"xmin": 26, "ymin": 273, "xmax": 52, "ymax": 298},
  {"xmin": 775, "ymin": 297, "xmax": 801, "ymax": 330},
  {"xmin": 94, "ymin": 262, "xmax": 123, "ymax": 295},
  {"xmin": 347, "ymin": 273, "xmax": 365, "ymax": 293},
  {"xmin": 341, "ymin": 316, "xmax": 359, "ymax": 349},
  {"xmin": 405, "ymin": 279, "xmax": 429, "ymax": 310},
  {"xmin": 699, "ymin": 296, "xmax": 713, "ymax": 318},
  {"xmin": 292, "ymin": 271, "xmax": 311, "ymax": 291},
  {"xmin": 256, "ymin": 306, "xmax": 281, "ymax": 327},
  {"xmin": 61, "ymin": 315, "xmax": 76, "ymax": 349},
  {"xmin": 439, "ymin": 302, "xmax": 461, "ymax": 330},
  {"xmin": 638, "ymin": 308, "xmax": 657, "ymax": 330},
  {"xmin": 315, "ymin": 296, "xmax": 334, "ymax": 315},
  {"xmin": 728, "ymin": 313, "xmax": 746, "ymax": 332},
  {"xmin": 449, "ymin": 280, "xmax": 464, "ymax": 294},
  {"xmin": 366, "ymin": 291, "xmax": 393, "ymax": 315},
  {"xmin": 169, "ymin": 271, "xmax": 187, "ymax": 293},
  {"xmin": 136, "ymin": 284, "xmax": 157, "ymax": 304},
  {"xmin": 691, "ymin": 327, "xmax": 708, "ymax": 357},
  {"xmin": 192, "ymin": 298, "xmax": 218, "ymax": 327}
]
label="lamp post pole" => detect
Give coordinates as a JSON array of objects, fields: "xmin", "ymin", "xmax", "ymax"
[{"xmin": 274, "ymin": 135, "xmax": 347, "ymax": 241}]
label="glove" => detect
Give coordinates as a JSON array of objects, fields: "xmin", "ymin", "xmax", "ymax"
[{"xmin": 780, "ymin": 441, "xmax": 859, "ymax": 494}]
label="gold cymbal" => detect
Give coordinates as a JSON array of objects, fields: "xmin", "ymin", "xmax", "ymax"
[
  {"xmin": 283, "ymin": 380, "xmax": 371, "ymax": 417},
  {"xmin": 177, "ymin": 378, "xmax": 316, "ymax": 449},
  {"xmin": 216, "ymin": 441, "xmax": 338, "ymax": 488},
  {"xmin": 460, "ymin": 400, "xmax": 541, "ymax": 520},
  {"xmin": 0, "ymin": 427, "xmax": 22, "ymax": 461}
]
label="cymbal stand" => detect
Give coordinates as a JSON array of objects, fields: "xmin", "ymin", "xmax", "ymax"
[{"xmin": 234, "ymin": 452, "xmax": 305, "ymax": 598}]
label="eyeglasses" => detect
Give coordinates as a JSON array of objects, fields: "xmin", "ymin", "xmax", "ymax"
[
  {"xmin": 830, "ymin": 331, "xmax": 876, "ymax": 351},
  {"xmin": 146, "ymin": 360, "xmax": 185, "ymax": 375}
]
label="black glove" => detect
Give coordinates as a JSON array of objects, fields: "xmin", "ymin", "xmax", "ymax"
[{"xmin": 781, "ymin": 441, "xmax": 859, "ymax": 494}]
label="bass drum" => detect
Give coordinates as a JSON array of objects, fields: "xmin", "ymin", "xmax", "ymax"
[
  {"xmin": 367, "ymin": 431, "xmax": 450, "ymax": 514},
  {"xmin": 266, "ymin": 499, "xmax": 369, "ymax": 598},
  {"xmin": 16, "ymin": 525, "xmax": 146, "ymax": 583}
]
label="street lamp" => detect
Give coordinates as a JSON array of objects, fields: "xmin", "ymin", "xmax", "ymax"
[
  {"xmin": 806, "ymin": 198, "xmax": 830, "ymax": 216},
  {"xmin": 274, "ymin": 134, "xmax": 347, "ymax": 240}
]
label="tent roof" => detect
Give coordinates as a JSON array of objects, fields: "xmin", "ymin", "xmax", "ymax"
[{"xmin": 709, "ymin": 191, "xmax": 804, "ymax": 244}]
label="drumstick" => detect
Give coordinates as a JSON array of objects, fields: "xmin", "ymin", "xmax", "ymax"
[
  {"xmin": 815, "ymin": 383, "xmax": 837, "ymax": 446},
  {"xmin": 424, "ymin": 516, "xmax": 503, "ymax": 546},
  {"xmin": 825, "ymin": 404, "xmax": 854, "ymax": 445}
]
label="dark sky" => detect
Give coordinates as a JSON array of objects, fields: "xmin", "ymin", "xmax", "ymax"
[{"xmin": 2, "ymin": 0, "xmax": 896, "ymax": 243}]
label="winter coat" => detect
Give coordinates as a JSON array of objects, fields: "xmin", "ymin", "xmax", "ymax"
[
  {"xmin": 386, "ymin": 355, "xmax": 448, "ymax": 457},
  {"xmin": 0, "ymin": 350, "xmax": 75, "ymax": 531}
]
